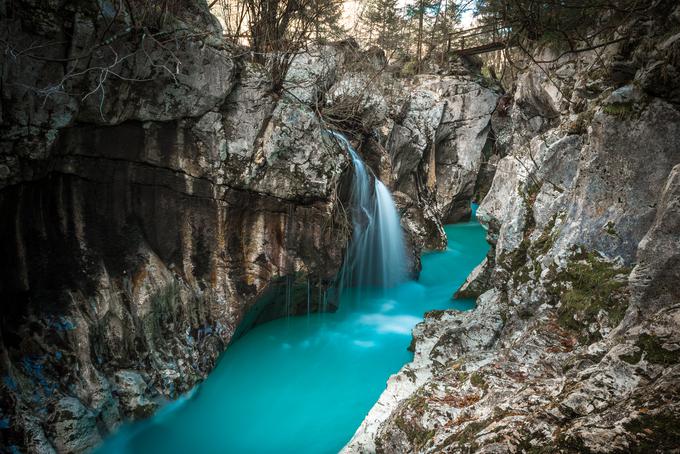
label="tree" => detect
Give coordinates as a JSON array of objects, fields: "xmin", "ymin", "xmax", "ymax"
[
  {"xmin": 474, "ymin": 0, "xmax": 647, "ymax": 52},
  {"xmin": 404, "ymin": 0, "xmax": 440, "ymax": 71},
  {"xmin": 362, "ymin": 0, "xmax": 402, "ymax": 54},
  {"xmin": 212, "ymin": 0, "xmax": 250, "ymax": 43},
  {"xmin": 242, "ymin": 0, "xmax": 344, "ymax": 90},
  {"xmin": 428, "ymin": 0, "xmax": 461, "ymax": 56}
]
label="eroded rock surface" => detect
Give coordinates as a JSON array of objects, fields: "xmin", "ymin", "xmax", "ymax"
[
  {"xmin": 0, "ymin": 2, "xmax": 349, "ymax": 451},
  {"xmin": 345, "ymin": 4, "xmax": 680, "ymax": 452},
  {"xmin": 0, "ymin": 2, "xmax": 500, "ymax": 451}
]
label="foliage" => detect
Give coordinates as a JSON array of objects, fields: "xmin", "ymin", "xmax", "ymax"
[
  {"xmin": 564, "ymin": 109, "xmax": 595, "ymax": 135},
  {"xmin": 603, "ymin": 102, "xmax": 635, "ymax": 119},
  {"xmin": 476, "ymin": 0, "xmax": 637, "ymax": 40},
  {"xmin": 358, "ymin": 0, "xmax": 471, "ymax": 70},
  {"xmin": 474, "ymin": 0, "xmax": 647, "ymax": 54},
  {"xmin": 213, "ymin": 0, "xmax": 344, "ymax": 90},
  {"xmin": 362, "ymin": 0, "xmax": 404, "ymax": 54}
]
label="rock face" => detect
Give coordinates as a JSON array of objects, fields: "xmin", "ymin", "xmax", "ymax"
[
  {"xmin": 0, "ymin": 2, "xmax": 499, "ymax": 451},
  {"xmin": 345, "ymin": 4, "xmax": 680, "ymax": 452},
  {"xmin": 0, "ymin": 2, "xmax": 349, "ymax": 451},
  {"xmin": 382, "ymin": 74, "xmax": 499, "ymax": 225},
  {"xmin": 322, "ymin": 55, "xmax": 500, "ymax": 259}
]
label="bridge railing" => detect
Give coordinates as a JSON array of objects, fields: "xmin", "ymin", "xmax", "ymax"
[{"xmin": 447, "ymin": 22, "xmax": 512, "ymax": 56}]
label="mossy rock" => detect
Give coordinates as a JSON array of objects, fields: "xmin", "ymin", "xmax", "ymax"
[
  {"xmin": 624, "ymin": 410, "xmax": 680, "ymax": 452},
  {"xmin": 554, "ymin": 251, "xmax": 630, "ymax": 343},
  {"xmin": 603, "ymin": 101, "xmax": 640, "ymax": 119},
  {"xmin": 533, "ymin": 214, "xmax": 559, "ymax": 257},
  {"xmin": 470, "ymin": 371, "xmax": 488, "ymax": 391},
  {"xmin": 394, "ymin": 395, "xmax": 435, "ymax": 449},
  {"xmin": 438, "ymin": 419, "xmax": 488, "ymax": 451},
  {"xmin": 635, "ymin": 334, "xmax": 680, "ymax": 365},
  {"xmin": 145, "ymin": 282, "xmax": 182, "ymax": 340}
]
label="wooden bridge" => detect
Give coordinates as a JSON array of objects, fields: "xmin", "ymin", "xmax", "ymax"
[{"xmin": 447, "ymin": 23, "xmax": 514, "ymax": 56}]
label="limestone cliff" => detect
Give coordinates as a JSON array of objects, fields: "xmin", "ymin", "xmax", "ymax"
[
  {"xmin": 1, "ymin": 2, "xmax": 350, "ymax": 451},
  {"xmin": 346, "ymin": 3, "xmax": 680, "ymax": 453},
  {"xmin": 0, "ymin": 1, "xmax": 497, "ymax": 452}
]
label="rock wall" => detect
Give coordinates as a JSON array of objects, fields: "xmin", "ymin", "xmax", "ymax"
[
  {"xmin": 346, "ymin": 3, "xmax": 680, "ymax": 452},
  {"xmin": 0, "ymin": 2, "xmax": 498, "ymax": 452},
  {"xmin": 323, "ymin": 56, "xmax": 500, "ymax": 261},
  {"xmin": 0, "ymin": 2, "xmax": 350, "ymax": 451}
]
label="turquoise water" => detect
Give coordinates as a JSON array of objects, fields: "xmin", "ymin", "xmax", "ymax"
[{"xmin": 97, "ymin": 222, "xmax": 488, "ymax": 454}]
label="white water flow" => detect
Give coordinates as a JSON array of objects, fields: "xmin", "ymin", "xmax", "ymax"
[{"xmin": 330, "ymin": 131, "xmax": 407, "ymax": 289}]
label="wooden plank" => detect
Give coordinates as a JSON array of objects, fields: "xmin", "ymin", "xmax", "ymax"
[{"xmin": 454, "ymin": 41, "xmax": 508, "ymax": 56}]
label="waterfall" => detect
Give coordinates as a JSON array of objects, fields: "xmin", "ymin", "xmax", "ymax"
[{"xmin": 329, "ymin": 131, "xmax": 407, "ymax": 289}]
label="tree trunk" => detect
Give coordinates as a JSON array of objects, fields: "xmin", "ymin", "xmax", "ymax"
[{"xmin": 417, "ymin": 0, "xmax": 424, "ymax": 72}]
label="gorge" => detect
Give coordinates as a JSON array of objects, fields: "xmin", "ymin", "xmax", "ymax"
[
  {"xmin": 92, "ymin": 132, "xmax": 485, "ymax": 452},
  {"xmin": 95, "ymin": 220, "xmax": 488, "ymax": 454},
  {"xmin": 2, "ymin": 0, "xmax": 680, "ymax": 453}
]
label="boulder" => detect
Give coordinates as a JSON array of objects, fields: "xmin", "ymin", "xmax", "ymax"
[
  {"xmin": 47, "ymin": 397, "xmax": 102, "ymax": 454},
  {"xmin": 113, "ymin": 371, "xmax": 158, "ymax": 419}
]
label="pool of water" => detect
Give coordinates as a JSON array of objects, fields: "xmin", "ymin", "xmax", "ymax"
[{"xmin": 96, "ymin": 221, "xmax": 489, "ymax": 454}]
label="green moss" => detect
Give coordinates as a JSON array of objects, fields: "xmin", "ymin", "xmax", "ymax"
[
  {"xmin": 400, "ymin": 60, "xmax": 418, "ymax": 77},
  {"xmin": 506, "ymin": 182, "xmax": 542, "ymax": 273},
  {"xmin": 621, "ymin": 347, "xmax": 643, "ymax": 365},
  {"xmin": 604, "ymin": 221, "xmax": 619, "ymax": 237},
  {"xmin": 509, "ymin": 237, "xmax": 532, "ymax": 272},
  {"xmin": 499, "ymin": 307, "xmax": 509, "ymax": 324},
  {"xmin": 517, "ymin": 304, "xmax": 533, "ymax": 320},
  {"xmin": 635, "ymin": 334, "xmax": 680, "ymax": 365},
  {"xmin": 437, "ymin": 407, "xmax": 520, "ymax": 451},
  {"xmin": 405, "ymin": 394, "xmax": 429, "ymax": 414},
  {"xmin": 603, "ymin": 102, "xmax": 634, "ymax": 119},
  {"xmin": 403, "ymin": 368, "xmax": 417, "ymax": 381},
  {"xmin": 554, "ymin": 431, "xmax": 594, "ymax": 453},
  {"xmin": 533, "ymin": 215, "xmax": 558, "ymax": 257},
  {"xmin": 459, "ymin": 420, "xmax": 488, "ymax": 441},
  {"xmin": 395, "ymin": 415, "xmax": 435, "ymax": 448},
  {"xmin": 509, "ymin": 224, "xmax": 534, "ymax": 272},
  {"xmin": 492, "ymin": 406, "xmax": 510, "ymax": 420},
  {"xmin": 514, "ymin": 265, "xmax": 532, "ymax": 285},
  {"xmin": 517, "ymin": 435, "xmax": 560, "ymax": 454},
  {"xmin": 511, "ymin": 214, "xmax": 560, "ymax": 290},
  {"xmin": 561, "ymin": 356, "xmax": 578, "ymax": 372},
  {"xmin": 457, "ymin": 371, "xmax": 469, "ymax": 382},
  {"xmin": 478, "ymin": 66, "xmax": 501, "ymax": 90},
  {"xmin": 440, "ymin": 420, "xmax": 488, "ymax": 450},
  {"xmin": 555, "ymin": 251, "xmax": 630, "ymax": 343},
  {"xmin": 481, "ymin": 66, "xmax": 493, "ymax": 79},
  {"xmin": 470, "ymin": 372, "xmax": 488, "ymax": 391},
  {"xmin": 624, "ymin": 411, "xmax": 680, "ymax": 452},
  {"xmin": 588, "ymin": 65, "xmax": 608, "ymax": 81},
  {"xmin": 524, "ymin": 444, "xmax": 558, "ymax": 454},
  {"xmin": 394, "ymin": 396, "xmax": 434, "ymax": 448},
  {"xmin": 523, "ymin": 181, "xmax": 542, "ymax": 208},
  {"xmin": 533, "ymin": 232, "xmax": 554, "ymax": 257},
  {"xmin": 510, "ymin": 212, "xmax": 558, "ymax": 288}
]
